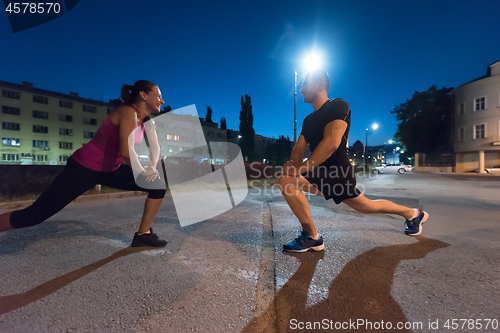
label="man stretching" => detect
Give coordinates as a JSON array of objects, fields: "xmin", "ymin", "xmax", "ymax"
[{"xmin": 280, "ymin": 69, "xmax": 428, "ymax": 252}]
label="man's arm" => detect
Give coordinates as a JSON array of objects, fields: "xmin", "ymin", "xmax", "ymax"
[
  {"xmin": 292, "ymin": 119, "xmax": 347, "ymax": 175},
  {"xmin": 290, "ymin": 135, "xmax": 308, "ymax": 167},
  {"xmin": 282, "ymin": 135, "xmax": 308, "ymax": 175}
]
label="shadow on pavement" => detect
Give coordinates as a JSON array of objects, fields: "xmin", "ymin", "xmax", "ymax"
[
  {"xmin": 0, "ymin": 246, "xmax": 152, "ymax": 315},
  {"xmin": 243, "ymin": 236, "xmax": 450, "ymax": 333}
]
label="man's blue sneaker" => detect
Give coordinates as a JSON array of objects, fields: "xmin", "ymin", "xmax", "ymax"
[
  {"xmin": 283, "ymin": 231, "xmax": 325, "ymax": 253},
  {"xmin": 404, "ymin": 210, "xmax": 429, "ymax": 236}
]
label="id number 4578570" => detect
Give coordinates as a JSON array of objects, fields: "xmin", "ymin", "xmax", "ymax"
[{"xmin": 5, "ymin": 2, "xmax": 62, "ymax": 14}]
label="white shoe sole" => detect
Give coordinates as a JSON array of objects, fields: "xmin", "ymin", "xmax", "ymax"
[{"xmin": 408, "ymin": 211, "xmax": 429, "ymax": 236}]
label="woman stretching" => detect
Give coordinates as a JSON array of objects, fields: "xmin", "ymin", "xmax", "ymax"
[{"xmin": 0, "ymin": 80, "xmax": 168, "ymax": 247}]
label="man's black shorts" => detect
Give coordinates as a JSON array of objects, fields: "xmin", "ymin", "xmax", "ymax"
[{"xmin": 302, "ymin": 164, "xmax": 361, "ymax": 204}]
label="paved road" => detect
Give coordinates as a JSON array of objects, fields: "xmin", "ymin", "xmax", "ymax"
[{"xmin": 0, "ymin": 172, "xmax": 499, "ymax": 332}]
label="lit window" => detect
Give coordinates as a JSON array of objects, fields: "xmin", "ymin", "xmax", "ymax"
[{"xmin": 2, "ymin": 138, "xmax": 20, "ymax": 146}]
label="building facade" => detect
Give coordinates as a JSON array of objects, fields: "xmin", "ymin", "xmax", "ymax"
[
  {"xmin": 1, "ymin": 80, "xmax": 229, "ymax": 166},
  {"xmin": 1, "ymin": 80, "xmax": 114, "ymax": 165},
  {"xmin": 147, "ymin": 116, "xmax": 229, "ymax": 165},
  {"xmin": 453, "ymin": 60, "xmax": 500, "ymax": 173}
]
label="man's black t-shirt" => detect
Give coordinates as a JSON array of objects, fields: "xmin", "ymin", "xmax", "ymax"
[
  {"xmin": 299, "ymin": 98, "xmax": 359, "ymax": 204},
  {"xmin": 300, "ymin": 98, "xmax": 351, "ymax": 167}
]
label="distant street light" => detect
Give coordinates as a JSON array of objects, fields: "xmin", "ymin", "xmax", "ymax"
[
  {"xmin": 364, "ymin": 123, "xmax": 378, "ymax": 171},
  {"xmin": 388, "ymin": 140, "xmax": 393, "ymax": 144}
]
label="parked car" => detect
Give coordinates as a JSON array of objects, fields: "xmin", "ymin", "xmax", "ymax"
[
  {"xmin": 372, "ymin": 163, "xmax": 412, "ymax": 174},
  {"xmin": 486, "ymin": 167, "xmax": 500, "ymax": 173},
  {"xmin": 470, "ymin": 166, "xmax": 500, "ymax": 173}
]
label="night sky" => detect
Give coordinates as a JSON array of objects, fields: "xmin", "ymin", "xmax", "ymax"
[{"xmin": 2, "ymin": 0, "xmax": 500, "ymax": 146}]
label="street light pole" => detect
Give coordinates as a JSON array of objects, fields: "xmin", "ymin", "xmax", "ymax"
[
  {"xmin": 364, "ymin": 128, "xmax": 368, "ymax": 171},
  {"xmin": 294, "ymin": 71, "xmax": 297, "ymax": 144},
  {"xmin": 365, "ymin": 123, "xmax": 378, "ymax": 172}
]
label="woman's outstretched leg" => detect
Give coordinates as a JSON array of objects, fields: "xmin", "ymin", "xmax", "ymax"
[
  {"xmin": 0, "ymin": 212, "xmax": 13, "ymax": 232},
  {"xmin": 4, "ymin": 158, "xmax": 97, "ymax": 231}
]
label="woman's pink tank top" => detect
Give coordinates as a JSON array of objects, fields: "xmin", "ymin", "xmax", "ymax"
[{"xmin": 72, "ymin": 110, "xmax": 144, "ymax": 172}]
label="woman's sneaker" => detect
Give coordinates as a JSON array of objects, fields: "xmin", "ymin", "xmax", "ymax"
[
  {"xmin": 283, "ymin": 231, "xmax": 324, "ymax": 253},
  {"xmin": 404, "ymin": 210, "xmax": 429, "ymax": 236},
  {"xmin": 131, "ymin": 228, "xmax": 167, "ymax": 247}
]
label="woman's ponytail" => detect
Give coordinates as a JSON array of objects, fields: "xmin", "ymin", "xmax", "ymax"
[
  {"xmin": 121, "ymin": 84, "xmax": 133, "ymax": 104},
  {"xmin": 120, "ymin": 80, "xmax": 156, "ymax": 105}
]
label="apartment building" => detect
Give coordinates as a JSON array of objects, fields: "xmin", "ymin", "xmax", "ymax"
[
  {"xmin": 1, "ymin": 80, "xmax": 114, "ymax": 165},
  {"xmin": 453, "ymin": 60, "xmax": 500, "ymax": 173},
  {"xmin": 141, "ymin": 114, "xmax": 229, "ymax": 165},
  {"xmin": 1, "ymin": 80, "xmax": 230, "ymax": 166}
]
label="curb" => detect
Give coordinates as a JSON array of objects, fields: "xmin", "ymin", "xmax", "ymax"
[
  {"xmin": 425, "ymin": 171, "xmax": 500, "ymax": 181},
  {"xmin": 0, "ymin": 191, "xmax": 148, "ymax": 210}
]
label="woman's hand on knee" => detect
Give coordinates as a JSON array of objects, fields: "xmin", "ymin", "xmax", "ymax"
[{"xmin": 141, "ymin": 166, "xmax": 160, "ymax": 182}]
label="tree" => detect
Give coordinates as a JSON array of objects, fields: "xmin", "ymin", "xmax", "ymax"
[
  {"xmin": 351, "ymin": 140, "xmax": 364, "ymax": 153},
  {"xmin": 162, "ymin": 105, "xmax": 172, "ymax": 113},
  {"xmin": 264, "ymin": 135, "xmax": 293, "ymax": 165},
  {"xmin": 220, "ymin": 117, "xmax": 227, "ymax": 130},
  {"xmin": 239, "ymin": 94, "xmax": 255, "ymax": 160},
  {"xmin": 350, "ymin": 140, "xmax": 364, "ymax": 166},
  {"xmin": 205, "ymin": 106, "xmax": 213, "ymax": 123},
  {"xmin": 275, "ymin": 135, "xmax": 292, "ymax": 165},
  {"xmin": 391, "ymin": 86, "xmax": 454, "ymax": 156}
]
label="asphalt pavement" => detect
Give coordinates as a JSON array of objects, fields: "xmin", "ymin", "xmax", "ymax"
[{"xmin": 0, "ymin": 172, "xmax": 499, "ymax": 333}]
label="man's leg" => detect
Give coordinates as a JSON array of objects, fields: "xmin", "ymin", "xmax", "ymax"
[
  {"xmin": 278, "ymin": 175, "xmax": 324, "ymax": 238},
  {"xmin": 343, "ymin": 194, "xmax": 429, "ymax": 236},
  {"xmin": 343, "ymin": 194, "xmax": 414, "ymax": 219}
]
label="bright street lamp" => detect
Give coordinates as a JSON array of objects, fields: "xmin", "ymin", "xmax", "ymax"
[{"xmin": 305, "ymin": 53, "xmax": 321, "ymax": 71}]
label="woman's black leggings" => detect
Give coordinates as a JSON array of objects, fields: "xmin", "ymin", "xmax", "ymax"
[{"xmin": 10, "ymin": 156, "xmax": 166, "ymax": 229}]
